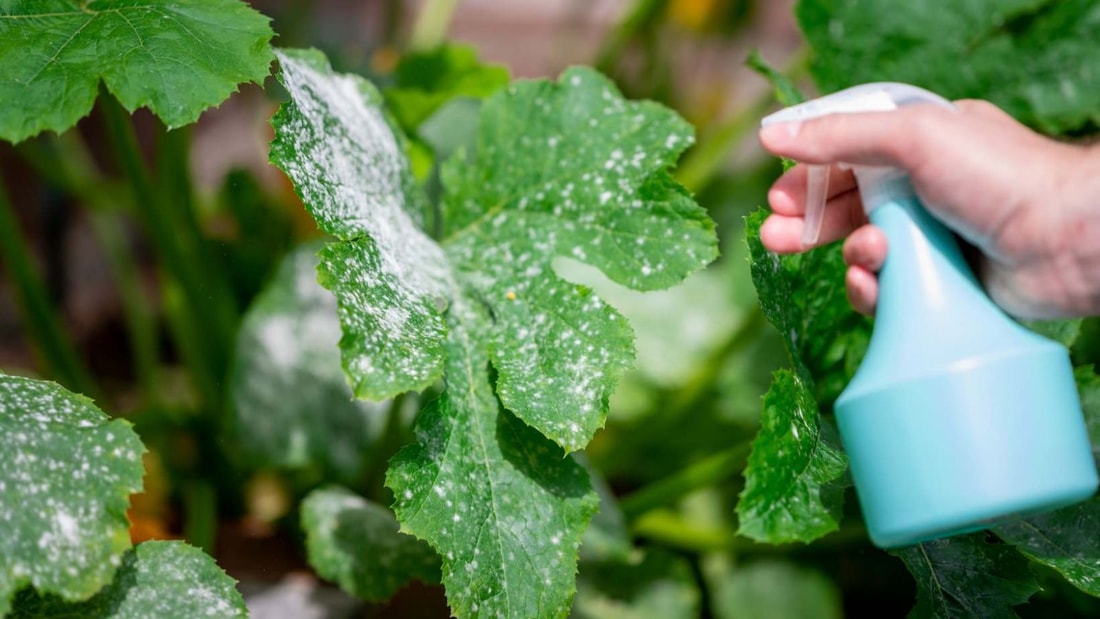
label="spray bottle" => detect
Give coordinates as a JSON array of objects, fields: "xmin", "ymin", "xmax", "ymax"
[{"xmin": 761, "ymin": 83, "xmax": 1098, "ymax": 548}]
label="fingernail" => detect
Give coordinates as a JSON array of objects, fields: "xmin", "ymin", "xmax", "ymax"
[{"xmin": 760, "ymin": 122, "xmax": 801, "ymax": 145}]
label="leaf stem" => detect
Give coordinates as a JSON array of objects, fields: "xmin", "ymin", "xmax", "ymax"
[
  {"xmin": 408, "ymin": 0, "xmax": 459, "ymax": 51},
  {"xmin": 0, "ymin": 175, "xmax": 99, "ymax": 398},
  {"xmin": 675, "ymin": 47, "xmax": 810, "ymax": 192},
  {"xmin": 182, "ymin": 479, "xmax": 218, "ymax": 555},
  {"xmin": 99, "ymin": 93, "xmax": 228, "ymax": 410},
  {"xmin": 594, "ymin": 0, "xmax": 670, "ymax": 73},
  {"xmin": 620, "ymin": 441, "xmax": 751, "ymax": 521}
]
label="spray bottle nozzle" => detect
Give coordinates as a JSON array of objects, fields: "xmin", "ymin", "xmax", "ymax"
[{"xmin": 760, "ymin": 83, "xmax": 955, "ymax": 247}]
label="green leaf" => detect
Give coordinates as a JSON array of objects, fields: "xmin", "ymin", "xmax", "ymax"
[
  {"xmin": 271, "ymin": 47, "xmax": 714, "ymax": 618},
  {"xmin": 995, "ymin": 498, "xmax": 1100, "ymax": 598},
  {"xmin": 796, "ymin": 0, "xmax": 1100, "ymax": 133},
  {"xmin": 0, "ymin": 0, "xmax": 274, "ymax": 143},
  {"xmin": 269, "ymin": 48, "xmax": 451, "ymax": 401},
  {"xmin": 573, "ymin": 550, "xmax": 700, "ymax": 619},
  {"xmin": 1023, "ymin": 319, "xmax": 1082, "ymax": 348},
  {"xmin": 384, "ymin": 44, "xmax": 509, "ymax": 133},
  {"xmin": 746, "ymin": 208, "xmax": 871, "ymax": 403},
  {"xmin": 709, "ymin": 559, "xmax": 843, "ymax": 619},
  {"xmin": 746, "ymin": 50, "xmax": 805, "ymax": 107},
  {"xmin": 737, "ymin": 370, "xmax": 847, "ymax": 544},
  {"xmin": 230, "ymin": 243, "xmax": 386, "ymax": 482},
  {"xmin": 11, "ymin": 541, "xmax": 247, "ymax": 618},
  {"xmin": 1076, "ymin": 365, "xmax": 1100, "ymax": 460},
  {"xmin": 578, "ymin": 455, "xmax": 635, "ymax": 563},
  {"xmin": 893, "ymin": 534, "xmax": 1039, "ymax": 619},
  {"xmin": 0, "ymin": 374, "xmax": 144, "ymax": 614},
  {"xmin": 300, "ymin": 486, "xmax": 439, "ymax": 602}
]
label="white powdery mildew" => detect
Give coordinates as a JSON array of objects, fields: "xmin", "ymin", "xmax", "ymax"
[
  {"xmin": 439, "ymin": 66, "xmax": 716, "ymax": 451},
  {"xmin": 0, "ymin": 375, "xmax": 144, "ymax": 606},
  {"xmin": 273, "ymin": 50, "xmax": 457, "ymax": 399}
]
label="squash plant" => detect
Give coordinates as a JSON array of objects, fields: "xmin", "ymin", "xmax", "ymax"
[{"xmin": 2, "ymin": 0, "xmax": 1100, "ymax": 618}]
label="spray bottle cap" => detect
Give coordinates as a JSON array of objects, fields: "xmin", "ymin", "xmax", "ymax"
[{"xmin": 760, "ymin": 83, "xmax": 955, "ymax": 246}]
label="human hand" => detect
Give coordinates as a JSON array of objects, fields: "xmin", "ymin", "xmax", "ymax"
[{"xmin": 757, "ymin": 100, "xmax": 1100, "ymax": 319}]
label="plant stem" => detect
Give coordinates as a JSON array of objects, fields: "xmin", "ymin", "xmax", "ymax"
[
  {"xmin": 675, "ymin": 47, "xmax": 811, "ymax": 193},
  {"xmin": 620, "ymin": 441, "xmax": 751, "ymax": 521},
  {"xmin": 99, "ymin": 93, "xmax": 226, "ymax": 409},
  {"xmin": 182, "ymin": 480, "xmax": 217, "ymax": 554},
  {"xmin": 408, "ymin": 0, "xmax": 459, "ymax": 51},
  {"xmin": 594, "ymin": 0, "xmax": 670, "ymax": 72},
  {"xmin": 0, "ymin": 175, "xmax": 99, "ymax": 398}
]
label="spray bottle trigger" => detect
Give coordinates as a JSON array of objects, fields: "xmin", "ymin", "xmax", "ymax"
[{"xmin": 802, "ymin": 164, "xmax": 830, "ymax": 247}]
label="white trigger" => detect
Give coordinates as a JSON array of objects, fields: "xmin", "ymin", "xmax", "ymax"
[{"xmin": 803, "ymin": 164, "xmax": 829, "ymax": 247}]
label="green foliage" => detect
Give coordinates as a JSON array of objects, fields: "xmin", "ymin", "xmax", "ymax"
[
  {"xmin": 0, "ymin": 0, "xmax": 274, "ymax": 143},
  {"xmin": 0, "ymin": 375, "xmax": 144, "ymax": 614},
  {"xmin": 300, "ymin": 486, "xmax": 439, "ymax": 602},
  {"xmin": 573, "ymin": 551, "xmax": 700, "ymax": 619},
  {"xmin": 709, "ymin": 559, "xmax": 843, "ymax": 619},
  {"xmin": 269, "ymin": 47, "xmax": 716, "ymax": 618},
  {"xmin": 737, "ymin": 370, "xmax": 847, "ymax": 543},
  {"xmin": 893, "ymin": 535, "xmax": 1040, "ymax": 618},
  {"xmin": 996, "ymin": 499, "xmax": 1100, "ymax": 598},
  {"xmin": 11, "ymin": 541, "xmax": 248, "ymax": 618},
  {"xmin": 230, "ymin": 244, "xmax": 385, "ymax": 482},
  {"xmin": 796, "ymin": 0, "xmax": 1100, "ymax": 133}
]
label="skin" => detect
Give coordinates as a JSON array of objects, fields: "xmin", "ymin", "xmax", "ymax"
[{"xmin": 758, "ymin": 100, "xmax": 1100, "ymax": 319}]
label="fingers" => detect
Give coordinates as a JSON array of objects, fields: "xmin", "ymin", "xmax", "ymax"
[
  {"xmin": 760, "ymin": 188, "xmax": 865, "ymax": 253},
  {"xmin": 843, "ymin": 224, "xmax": 887, "ymax": 272},
  {"xmin": 768, "ymin": 163, "xmax": 857, "ymax": 216},
  {"xmin": 846, "ymin": 266, "xmax": 879, "ymax": 316}
]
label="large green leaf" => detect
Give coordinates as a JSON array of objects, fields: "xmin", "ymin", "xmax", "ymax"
[
  {"xmin": 893, "ymin": 534, "xmax": 1039, "ymax": 618},
  {"xmin": 736, "ymin": 370, "xmax": 847, "ymax": 544},
  {"xmin": 745, "ymin": 209, "xmax": 870, "ymax": 404},
  {"xmin": 796, "ymin": 0, "xmax": 1100, "ymax": 133},
  {"xmin": 995, "ymin": 498, "xmax": 1100, "ymax": 598},
  {"xmin": 301, "ymin": 486, "xmax": 439, "ymax": 602},
  {"xmin": 0, "ymin": 374, "xmax": 144, "ymax": 614},
  {"xmin": 11, "ymin": 541, "xmax": 247, "ymax": 618},
  {"xmin": 573, "ymin": 550, "xmax": 700, "ymax": 619},
  {"xmin": 709, "ymin": 559, "xmax": 842, "ymax": 619},
  {"xmin": 0, "ymin": 0, "xmax": 274, "ymax": 143},
  {"xmin": 231, "ymin": 243, "xmax": 385, "ymax": 482},
  {"xmin": 270, "ymin": 47, "xmax": 714, "ymax": 617}
]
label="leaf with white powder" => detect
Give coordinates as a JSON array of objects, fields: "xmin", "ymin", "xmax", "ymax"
[
  {"xmin": 270, "ymin": 48, "xmax": 716, "ymax": 619},
  {"xmin": 0, "ymin": 374, "xmax": 144, "ymax": 614},
  {"xmin": 231, "ymin": 243, "xmax": 386, "ymax": 482},
  {"xmin": 10, "ymin": 541, "xmax": 247, "ymax": 618}
]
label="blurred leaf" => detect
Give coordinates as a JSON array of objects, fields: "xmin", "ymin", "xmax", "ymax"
[
  {"xmin": 746, "ymin": 209, "xmax": 871, "ymax": 404},
  {"xmin": 231, "ymin": 243, "xmax": 385, "ymax": 482},
  {"xmin": 301, "ymin": 486, "xmax": 439, "ymax": 602},
  {"xmin": 709, "ymin": 559, "xmax": 842, "ymax": 619},
  {"xmin": 737, "ymin": 370, "xmax": 847, "ymax": 544},
  {"xmin": 573, "ymin": 550, "xmax": 699, "ymax": 619},
  {"xmin": 746, "ymin": 50, "xmax": 805, "ymax": 106},
  {"xmin": 418, "ymin": 98, "xmax": 482, "ymax": 161},
  {"xmin": 0, "ymin": 375, "xmax": 144, "ymax": 614},
  {"xmin": 12, "ymin": 541, "xmax": 247, "ymax": 617},
  {"xmin": 385, "ymin": 44, "xmax": 509, "ymax": 133},
  {"xmin": 1075, "ymin": 365, "xmax": 1100, "ymax": 460},
  {"xmin": 0, "ymin": 0, "xmax": 274, "ymax": 142},
  {"xmin": 995, "ymin": 498, "xmax": 1100, "ymax": 598},
  {"xmin": 1024, "ymin": 319, "xmax": 1082, "ymax": 348},
  {"xmin": 893, "ymin": 534, "xmax": 1039, "ymax": 618},
  {"xmin": 579, "ymin": 456, "xmax": 635, "ymax": 563},
  {"xmin": 797, "ymin": 0, "xmax": 1100, "ymax": 133}
]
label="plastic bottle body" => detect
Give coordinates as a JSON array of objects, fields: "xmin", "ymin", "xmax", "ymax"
[{"xmin": 835, "ymin": 181, "xmax": 1098, "ymax": 548}]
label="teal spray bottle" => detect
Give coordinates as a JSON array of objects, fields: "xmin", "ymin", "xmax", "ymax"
[{"xmin": 761, "ymin": 83, "xmax": 1099, "ymax": 548}]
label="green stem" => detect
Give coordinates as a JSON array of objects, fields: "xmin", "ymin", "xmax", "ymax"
[
  {"xmin": 408, "ymin": 0, "xmax": 459, "ymax": 51},
  {"xmin": 21, "ymin": 136, "xmax": 159, "ymax": 405},
  {"xmin": 100, "ymin": 93, "xmax": 225, "ymax": 409},
  {"xmin": 594, "ymin": 0, "xmax": 670, "ymax": 72},
  {"xmin": 620, "ymin": 442, "xmax": 751, "ymax": 521},
  {"xmin": 182, "ymin": 480, "xmax": 218, "ymax": 554},
  {"xmin": 86, "ymin": 212, "xmax": 159, "ymax": 403},
  {"xmin": 675, "ymin": 48, "xmax": 811, "ymax": 193},
  {"xmin": 0, "ymin": 176, "xmax": 99, "ymax": 398}
]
